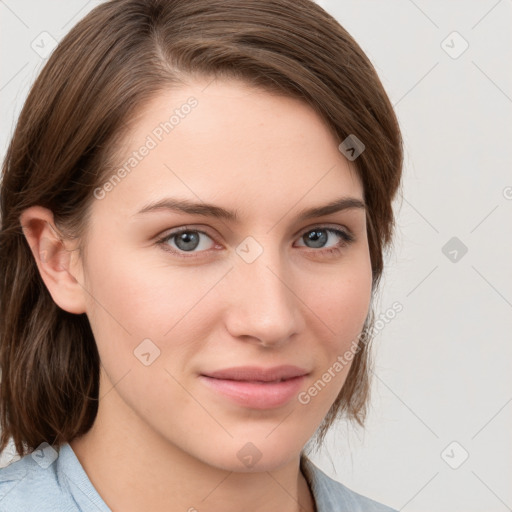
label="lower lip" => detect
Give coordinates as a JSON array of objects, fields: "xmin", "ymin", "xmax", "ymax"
[{"xmin": 199, "ymin": 375, "xmax": 306, "ymax": 409}]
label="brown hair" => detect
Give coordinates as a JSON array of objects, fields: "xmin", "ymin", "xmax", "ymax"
[{"xmin": 0, "ymin": 0, "xmax": 402, "ymax": 457}]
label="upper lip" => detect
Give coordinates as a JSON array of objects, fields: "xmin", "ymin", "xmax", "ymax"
[{"xmin": 202, "ymin": 365, "xmax": 308, "ymax": 382}]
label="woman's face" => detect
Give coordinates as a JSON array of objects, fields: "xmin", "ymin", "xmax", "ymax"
[{"xmin": 77, "ymin": 78, "xmax": 372, "ymax": 471}]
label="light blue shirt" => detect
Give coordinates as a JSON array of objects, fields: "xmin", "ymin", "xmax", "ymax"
[{"xmin": 0, "ymin": 443, "xmax": 397, "ymax": 511}]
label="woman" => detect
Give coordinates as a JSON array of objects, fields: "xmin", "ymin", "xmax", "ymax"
[{"xmin": 0, "ymin": 1, "xmax": 402, "ymax": 510}]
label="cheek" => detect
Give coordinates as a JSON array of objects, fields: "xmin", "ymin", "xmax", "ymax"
[
  {"xmin": 313, "ymin": 257, "xmax": 373, "ymax": 345},
  {"xmin": 82, "ymin": 246, "xmax": 228, "ymax": 375},
  {"xmin": 297, "ymin": 264, "xmax": 372, "ymax": 415},
  {"xmin": 83, "ymin": 245, "xmax": 211, "ymax": 332}
]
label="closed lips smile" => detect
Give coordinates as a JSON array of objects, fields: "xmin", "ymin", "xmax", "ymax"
[{"xmin": 199, "ymin": 365, "xmax": 308, "ymax": 409}]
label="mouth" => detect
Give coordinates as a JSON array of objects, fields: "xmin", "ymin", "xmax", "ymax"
[{"xmin": 199, "ymin": 365, "xmax": 309, "ymax": 409}]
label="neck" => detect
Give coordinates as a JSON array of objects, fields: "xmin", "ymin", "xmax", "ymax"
[{"xmin": 70, "ymin": 381, "xmax": 316, "ymax": 512}]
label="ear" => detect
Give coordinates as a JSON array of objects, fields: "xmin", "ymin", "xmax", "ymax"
[{"xmin": 19, "ymin": 206, "xmax": 87, "ymax": 314}]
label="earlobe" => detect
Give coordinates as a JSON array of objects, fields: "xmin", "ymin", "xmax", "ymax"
[{"xmin": 19, "ymin": 206, "xmax": 87, "ymax": 314}]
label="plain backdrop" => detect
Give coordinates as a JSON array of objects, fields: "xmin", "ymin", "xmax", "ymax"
[{"xmin": 1, "ymin": 1, "xmax": 511, "ymax": 511}]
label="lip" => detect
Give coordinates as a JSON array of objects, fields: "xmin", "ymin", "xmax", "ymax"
[{"xmin": 199, "ymin": 365, "xmax": 308, "ymax": 409}]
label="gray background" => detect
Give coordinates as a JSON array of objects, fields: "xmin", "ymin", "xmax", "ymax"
[{"xmin": 1, "ymin": 1, "xmax": 511, "ymax": 511}]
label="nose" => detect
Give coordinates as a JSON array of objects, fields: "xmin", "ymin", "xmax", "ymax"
[{"xmin": 223, "ymin": 246, "xmax": 305, "ymax": 348}]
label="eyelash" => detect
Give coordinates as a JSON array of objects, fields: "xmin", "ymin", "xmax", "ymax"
[{"xmin": 155, "ymin": 225, "xmax": 355, "ymax": 259}]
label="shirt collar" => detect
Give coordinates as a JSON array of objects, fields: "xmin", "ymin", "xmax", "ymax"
[{"xmin": 300, "ymin": 453, "xmax": 351, "ymax": 511}]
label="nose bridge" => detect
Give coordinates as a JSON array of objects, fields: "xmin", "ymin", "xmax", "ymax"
[{"xmin": 225, "ymin": 238, "xmax": 303, "ymax": 345}]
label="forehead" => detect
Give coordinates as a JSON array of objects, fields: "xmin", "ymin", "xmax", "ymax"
[{"xmin": 93, "ymin": 78, "xmax": 363, "ymax": 220}]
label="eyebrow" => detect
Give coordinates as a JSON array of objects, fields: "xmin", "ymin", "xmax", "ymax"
[{"xmin": 134, "ymin": 196, "xmax": 365, "ymax": 222}]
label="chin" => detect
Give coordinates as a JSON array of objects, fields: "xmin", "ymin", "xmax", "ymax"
[{"xmin": 191, "ymin": 428, "xmax": 310, "ymax": 474}]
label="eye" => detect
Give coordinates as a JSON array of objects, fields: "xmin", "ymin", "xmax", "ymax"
[
  {"xmin": 157, "ymin": 227, "xmax": 216, "ymax": 256},
  {"xmin": 295, "ymin": 226, "xmax": 355, "ymax": 255}
]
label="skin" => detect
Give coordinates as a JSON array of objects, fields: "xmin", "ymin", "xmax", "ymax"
[{"xmin": 20, "ymin": 78, "xmax": 372, "ymax": 512}]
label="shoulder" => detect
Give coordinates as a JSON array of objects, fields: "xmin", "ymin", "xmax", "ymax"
[
  {"xmin": 0, "ymin": 443, "xmax": 79, "ymax": 512},
  {"xmin": 301, "ymin": 456, "xmax": 398, "ymax": 512}
]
